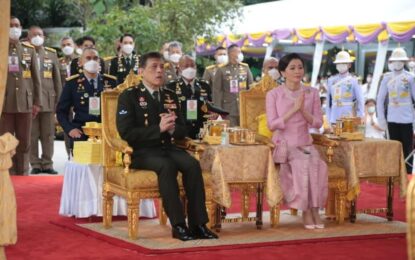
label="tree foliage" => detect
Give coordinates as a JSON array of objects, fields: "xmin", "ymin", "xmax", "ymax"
[{"xmin": 86, "ymin": 0, "xmax": 242, "ymax": 56}]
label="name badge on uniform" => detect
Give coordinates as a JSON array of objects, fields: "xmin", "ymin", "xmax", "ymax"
[
  {"xmin": 44, "ymin": 71, "xmax": 52, "ymax": 78},
  {"xmin": 186, "ymin": 99, "xmax": 198, "ymax": 120},
  {"xmin": 230, "ymin": 79, "xmax": 239, "ymax": 93},
  {"xmin": 334, "ymin": 86, "xmax": 341, "ymax": 100},
  {"xmin": 22, "ymin": 70, "xmax": 31, "ymax": 78},
  {"xmin": 8, "ymin": 56, "xmax": 19, "ymax": 73},
  {"xmin": 89, "ymin": 97, "xmax": 101, "ymax": 115}
]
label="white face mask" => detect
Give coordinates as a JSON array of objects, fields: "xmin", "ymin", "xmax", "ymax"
[
  {"xmin": 366, "ymin": 76, "xmax": 372, "ymax": 83},
  {"xmin": 169, "ymin": 53, "xmax": 181, "ymax": 63},
  {"xmin": 267, "ymin": 68, "xmax": 280, "ymax": 80},
  {"xmin": 181, "ymin": 67, "xmax": 196, "ymax": 80},
  {"xmin": 76, "ymin": 48, "xmax": 83, "ymax": 56},
  {"xmin": 237, "ymin": 53, "xmax": 244, "ymax": 63},
  {"xmin": 216, "ymin": 55, "xmax": 228, "ymax": 65},
  {"xmin": 83, "ymin": 60, "xmax": 100, "ymax": 74},
  {"xmin": 408, "ymin": 61, "xmax": 415, "ymax": 69},
  {"xmin": 62, "ymin": 46, "xmax": 74, "ymax": 56},
  {"xmin": 392, "ymin": 61, "xmax": 404, "ymax": 71},
  {"xmin": 336, "ymin": 64, "xmax": 349, "ymax": 74},
  {"xmin": 30, "ymin": 35, "xmax": 44, "ymax": 47},
  {"xmin": 9, "ymin": 27, "xmax": 22, "ymax": 40},
  {"xmin": 367, "ymin": 106, "xmax": 376, "ymax": 114},
  {"xmin": 121, "ymin": 44, "xmax": 134, "ymax": 55},
  {"xmin": 163, "ymin": 51, "xmax": 170, "ymax": 61}
]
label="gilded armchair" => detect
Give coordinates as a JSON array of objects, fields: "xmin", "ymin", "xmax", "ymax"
[
  {"xmin": 407, "ymin": 176, "xmax": 415, "ymax": 259},
  {"xmin": 101, "ymin": 72, "xmax": 215, "ymax": 239}
]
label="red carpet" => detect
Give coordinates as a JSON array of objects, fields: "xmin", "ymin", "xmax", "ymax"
[{"xmin": 5, "ymin": 176, "xmax": 407, "ymax": 260}]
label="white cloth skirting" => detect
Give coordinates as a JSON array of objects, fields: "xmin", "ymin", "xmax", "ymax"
[{"xmin": 59, "ymin": 161, "xmax": 156, "ymax": 218}]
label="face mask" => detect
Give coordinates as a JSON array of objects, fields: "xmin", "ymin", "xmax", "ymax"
[
  {"xmin": 320, "ymin": 79, "xmax": 327, "ymax": 85},
  {"xmin": 181, "ymin": 67, "xmax": 196, "ymax": 80},
  {"xmin": 169, "ymin": 53, "xmax": 181, "ymax": 63},
  {"xmin": 163, "ymin": 51, "xmax": 169, "ymax": 61},
  {"xmin": 9, "ymin": 27, "xmax": 22, "ymax": 40},
  {"xmin": 121, "ymin": 44, "xmax": 134, "ymax": 55},
  {"xmin": 62, "ymin": 46, "xmax": 74, "ymax": 56},
  {"xmin": 30, "ymin": 36, "xmax": 44, "ymax": 47},
  {"xmin": 367, "ymin": 106, "xmax": 376, "ymax": 114},
  {"xmin": 336, "ymin": 64, "xmax": 349, "ymax": 74},
  {"xmin": 76, "ymin": 48, "xmax": 83, "ymax": 56},
  {"xmin": 83, "ymin": 60, "xmax": 100, "ymax": 74},
  {"xmin": 408, "ymin": 61, "xmax": 415, "ymax": 69},
  {"xmin": 392, "ymin": 61, "xmax": 404, "ymax": 71},
  {"xmin": 237, "ymin": 53, "xmax": 244, "ymax": 63},
  {"xmin": 216, "ymin": 55, "xmax": 228, "ymax": 64},
  {"xmin": 267, "ymin": 68, "xmax": 280, "ymax": 80},
  {"xmin": 366, "ymin": 76, "xmax": 372, "ymax": 83},
  {"xmin": 322, "ymin": 104, "xmax": 327, "ymax": 110}
]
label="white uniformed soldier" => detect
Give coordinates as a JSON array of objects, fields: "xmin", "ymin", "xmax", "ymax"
[
  {"xmin": 212, "ymin": 44, "xmax": 253, "ymax": 126},
  {"xmin": 202, "ymin": 46, "xmax": 228, "ymax": 87},
  {"xmin": 326, "ymin": 50, "xmax": 364, "ymax": 124},
  {"xmin": 28, "ymin": 26, "xmax": 62, "ymax": 174},
  {"xmin": 377, "ymin": 47, "xmax": 415, "ymax": 174}
]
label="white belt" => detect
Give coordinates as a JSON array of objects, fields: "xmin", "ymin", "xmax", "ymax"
[
  {"xmin": 333, "ymin": 101, "xmax": 354, "ymax": 107},
  {"xmin": 389, "ymin": 102, "xmax": 412, "ymax": 107}
]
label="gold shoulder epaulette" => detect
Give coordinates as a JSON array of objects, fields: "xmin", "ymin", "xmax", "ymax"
[
  {"xmin": 103, "ymin": 56, "xmax": 115, "ymax": 61},
  {"xmin": 45, "ymin": 46, "xmax": 56, "ymax": 53},
  {"xmin": 218, "ymin": 63, "xmax": 226, "ymax": 68},
  {"xmin": 239, "ymin": 62, "xmax": 249, "ymax": 66},
  {"xmin": 206, "ymin": 64, "xmax": 216, "ymax": 70},
  {"xmin": 65, "ymin": 74, "xmax": 80, "ymax": 81},
  {"xmin": 22, "ymin": 42, "xmax": 34, "ymax": 48},
  {"xmin": 164, "ymin": 63, "xmax": 171, "ymax": 69},
  {"xmin": 103, "ymin": 73, "xmax": 117, "ymax": 80}
]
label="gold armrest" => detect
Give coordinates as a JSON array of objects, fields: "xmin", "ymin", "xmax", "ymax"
[
  {"xmin": 256, "ymin": 134, "xmax": 275, "ymax": 149},
  {"xmin": 104, "ymin": 135, "xmax": 133, "ymax": 154},
  {"xmin": 311, "ymin": 133, "xmax": 338, "ymax": 163}
]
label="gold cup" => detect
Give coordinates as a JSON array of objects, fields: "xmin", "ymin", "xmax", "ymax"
[
  {"xmin": 245, "ymin": 130, "xmax": 256, "ymax": 144},
  {"xmin": 210, "ymin": 124, "xmax": 223, "ymax": 136}
]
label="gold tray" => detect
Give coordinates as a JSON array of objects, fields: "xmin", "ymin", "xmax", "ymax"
[{"xmin": 231, "ymin": 141, "xmax": 262, "ymax": 146}]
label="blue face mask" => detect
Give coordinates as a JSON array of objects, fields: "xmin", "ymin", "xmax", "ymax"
[{"xmin": 367, "ymin": 106, "xmax": 376, "ymax": 114}]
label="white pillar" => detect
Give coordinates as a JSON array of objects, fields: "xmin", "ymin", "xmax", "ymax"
[
  {"xmin": 368, "ymin": 40, "xmax": 389, "ymax": 99},
  {"xmin": 311, "ymin": 40, "xmax": 325, "ymax": 88}
]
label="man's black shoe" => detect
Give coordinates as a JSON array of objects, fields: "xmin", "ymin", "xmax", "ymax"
[
  {"xmin": 42, "ymin": 168, "xmax": 58, "ymax": 175},
  {"xmin": 172, "ymin": 224, "xmax": 194, "ymax": 241},
  {"xmin": 190, "ymin": 224, "xmax": 218, "ymax": 239},
  {"xmin": 30, "ymin": 168, "xmax": 42, "ymax": 174}
]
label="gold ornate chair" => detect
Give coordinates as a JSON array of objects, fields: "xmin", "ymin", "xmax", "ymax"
[
  {"xmin": 407, "ymin": 176, "xmax": 415, "ymax": 259},
  {"xmin": 101, "ymin": 72, "xmax": 215, "ymax": 239}
]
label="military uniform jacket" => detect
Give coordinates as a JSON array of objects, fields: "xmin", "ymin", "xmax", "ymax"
[
  {"xmin": 377, "ymin": 70, "xmax": 415, "ymax": 127},
  {"xmin": 59, "ymin": 55, "xmax": 76, "ymax": 88},
  {"xmin": 56, "ymin": 73, "xmax": 117, "ymax": 134},
  {"xmin": 326, "ymin": 73, "xmax": 364, "ymax": 123},
  {"xmin": 165, "ymin": 77, "xmax": 212, "ymax": 139},
  {"xmin": 164, "ymin": 62, "xmax": 179, "ymax": 81},
  {"xmin": 4, "ymin": 42, "xmax": 42, "ymax": 113},
  {"xmin": 109, "ymin": 53, "xmax": 140, "ymax": 85},
  {"xmin": 116, "ymin": 83, "xmax": 187, "ymax": 155},
  {"xmin": 69, "ymin": 57, "xmax": 106, "ymax": 76},
  {"xmin": 202, "ymin": 64, "xmax": 219, "ymax": 87},
  {"xmin": 212, "ymin": 62, "xmax": 253, "ymax": 116},
  {"xmin": 37, "ymin": 47, "xmax": 62, "ymax": 112}
]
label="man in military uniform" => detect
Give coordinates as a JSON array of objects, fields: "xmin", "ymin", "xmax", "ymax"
[
  {"xmin": 166, "ymin": 55, "xmax": 213, "ymax": 139},
  {"xmin": 326, "ymin": 50, "xmax": 364, "ymax": 124},
  {"xmin": 109, "ymin": 33, "xmax": 140, "ymax": 85},
  {"xmin": 69, "ymin": 36, "xmax": 105, "ymax": 76},
  {"xmin": 164, "ymin": 41, "xmax": 183, "ymax": 81},
  {"xmin": 57, "ymin": 48, "xmax": 117, "ymax": 152},
  {"xmin": 59, "ymin": 36, "xmax": 76, "ymax": 84},
  {"xmin": 116, "ymin": 52, "xmax": 217, "ymax": 241},
  {"xmin": 377, "ymin": 47, "xmax": 415, "ymax": 173},
  {"xmin": 202, "ymin": 46, "xmax": 227, "ymax": 87},
  {"xmin": 0, "ymin": 16, "xmax": 41, "ymax": 175},
  {"xmin": 212, "ymin": 44, "xmax": 253, "ymax": 126},
  {"xmin": 27, "ymin": 26, "xmax": 62, "ymax": 174}
]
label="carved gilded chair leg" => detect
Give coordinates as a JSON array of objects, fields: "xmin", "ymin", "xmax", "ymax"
[
  {"xmin": 290, "ymin": 208, "xmax": 298, "ymax": 216},
  {"xmin": 270, "ymin": 205, "xmax": 280, "ymax": 228},
  {"xmin": 242, "ymin": 188, "xmax": 250, "ymax": 219},
  {"xmin": 128, "ymin": 200, "xmax": 140, "ymax": 240},
  {"xmin": 205, "ymin": 187, "xmax": 215, "ymax": 229},
  {"xmin": 103, "ymin": 190, "xmax": 114, "ymax": 228},
  {"xmin": 325, "ymin": 188, "xmax": 336, "ymax": 219},
  {"xmin": 337, "ymin": 190, "xmax": 346, "ymax": 224},
  {"xmin": 158, "ymin": 199, "xmax": 168, "ymax": 225}
]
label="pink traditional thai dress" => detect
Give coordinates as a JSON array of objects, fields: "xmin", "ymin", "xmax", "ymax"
[{"xmin": 266, "ymin": 85, "xmax": 328, "ymax": 210}]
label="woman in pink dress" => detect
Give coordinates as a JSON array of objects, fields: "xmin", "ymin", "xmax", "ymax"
[{"xmin": 266, "ymin": 53, "xmax": 328, "ymax": 229}]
